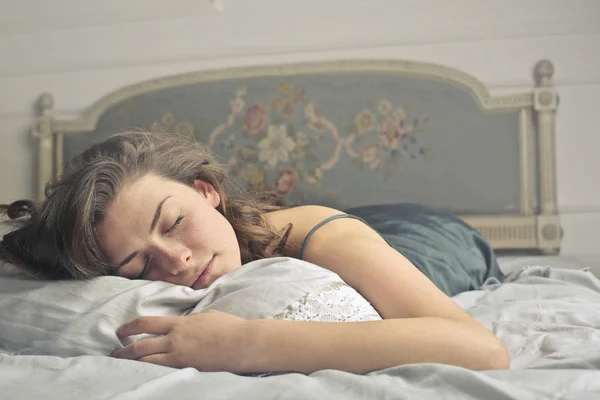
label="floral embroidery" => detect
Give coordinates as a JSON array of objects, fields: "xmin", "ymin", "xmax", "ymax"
[
  {"xmin": 161, "ymin": 112, "xmax": 176, "ymax": 127},
  {"xmin": 230, "ymin": 97, "xmax": 245, "ymax": 115},
  {"xmin": 305, "ymin": 103, "xmax": 327, "ymax": 132},
  {"xmin": 293, "ymin": 89, "xmax": 306, "ymax": 103},
  {"xmin": 275, "ymin": 169, "xmax": 296, "ymax": 195},
  {"xmin": 243, "ymin": 104, "xmax": 269, "ymax": 135},
  {"xmin": 355, "ymin": 109, "xmax": 376, "ymax": 134},
  {"xmin": 392, "ymin": 107, "xmax": 406, "ymax": 123},
  {"xmin": 379, "ymin": 118, "xmax": 403, "ymax": 149},
  {"xmin": 362, "ymin": 144, "xmax": 381, "ymax": 170},
  {"xmin": 151, "ymin": 112, "xmax": 196, "ymax": 140},
  {"xmin": 175, "ymin": 121, "xmax": 195, "ymax": 137},
  {"xmin": 283, "ymin": 101, "xmax": 295, "ymax": 118},
  {"xmin": 378, "ymin": 99, "xmax": 393, "ymax": 115},
  {"xmin": 347, "ymin": 100, "xmax": 427, "ymax": 179},
  {"xmin": 271, "ymin": 83, "xmax": 306, "ymax": 121},
  {"xmin": 295, "ymin": 131, "xmax": 309, "ymax": 147},
  {"xmin": 258, "ymin": 125, "xmax": 296, "ymax": 167},
  {"xmin": 278, "ymin": 82, "xmax": 295, "ymax": 95},
  {"xmin": 247, "ymin": 165, "xmax": 267, "ymax": 191},
  {"xmin": 150, "ymin": 85, "xmax": 429, "ymax": 203},
  {"xmin": 270, "ymin": 97, "xmax": 286, "ymax": 111}
]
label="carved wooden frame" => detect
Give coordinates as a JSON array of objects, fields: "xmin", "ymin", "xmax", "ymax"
[{"xmin": 32, "ymin": 59, "xmax": 561, "ymax": 253}]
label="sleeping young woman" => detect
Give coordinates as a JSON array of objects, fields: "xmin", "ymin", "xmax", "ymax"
[{"xmin": 0, "ymin": 131, "xmax": 510, "ymax": 374}]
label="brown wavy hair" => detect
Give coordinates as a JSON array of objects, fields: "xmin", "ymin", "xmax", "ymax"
[{"xmin": 0, "ymin": 131, "xmax": 291, "ymax": 280}]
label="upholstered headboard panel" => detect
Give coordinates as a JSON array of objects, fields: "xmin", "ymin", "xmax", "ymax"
[{"xmin": 33, "ymin": 59, "xmax": 561, "ymax": 253}]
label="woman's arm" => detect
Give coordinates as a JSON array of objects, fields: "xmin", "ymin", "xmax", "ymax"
[
  {"xmin": 245, "ymin": 315, "xmax": 507, "ymax": 374},
  {"xmin": 264, "ymin": 205, "xmax": 510, "ymax": 371},
  {"xmin": 112, "ymin": 306, "xmax": 507, "ymax": 374}
]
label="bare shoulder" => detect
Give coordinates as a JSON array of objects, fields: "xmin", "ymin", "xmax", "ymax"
[
  {"xmin": 265, "ymin": 205, "xmax": 341, "ymax": 226},
  {"xmin": 264, "ymin": 205, "xmax": 383, "ymax": 258},
  {"xmin": 264, "ymin": 205, "xmax": 342, "ymax": 243}
]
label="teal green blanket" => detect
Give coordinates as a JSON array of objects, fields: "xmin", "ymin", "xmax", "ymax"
[{"xmin": 345, "ymin": 203, "xmax": 504, "ymax": 297}]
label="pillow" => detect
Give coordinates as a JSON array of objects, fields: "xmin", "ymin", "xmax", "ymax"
[
  {"xmin": 0, "ymin": 257, "xmax": 364, "ymax": 357},
  {"xmin": 0, "ymin": 218, "xmax": 20, "ymax": 237},
  {"xmin": 344, "ymin": 203, "xmax": 504, "ymax": 297}
]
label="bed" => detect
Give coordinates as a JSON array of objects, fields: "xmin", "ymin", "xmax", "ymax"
[{"xmin": 2, "ymin": 58, "xmax": 600, "ymax": 399}]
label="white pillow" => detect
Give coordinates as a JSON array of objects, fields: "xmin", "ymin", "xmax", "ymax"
[{"xmin": 0, "ymin": 257, "xmax": 343, "ymax": 357}]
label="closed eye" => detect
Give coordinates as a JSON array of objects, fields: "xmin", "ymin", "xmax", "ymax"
[
  {"xmin": 166, "ymin": 215, "xmax": 184, "ymax": 234},
  {"xmin": 135, "ymin": 215, "xmax": 184, "ymax": 280},
  {"xmin": 136, "ymin": 256, "xmax": 152, "ymax": 280}
]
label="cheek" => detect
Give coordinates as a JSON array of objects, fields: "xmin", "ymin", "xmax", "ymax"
[
  {"xmin": 181, "ymin": 213, "xmax": 215, "ymax": 247},
  {"xmin": 183, "ymin": 211, "xmax": 237, "ymax": 249}
]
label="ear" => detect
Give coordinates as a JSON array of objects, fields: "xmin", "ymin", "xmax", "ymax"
[{"xmin": 193, "ymin": 179, "xmax": 221, "ymax": 208}]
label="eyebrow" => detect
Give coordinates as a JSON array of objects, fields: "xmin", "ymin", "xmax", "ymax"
[
  {"xmin": 150, "ymin": 195, "xmax": 172, "ymax": 234},
  {"xmin": 116, "ymin": 195, "xmax": 172, "ymax": 268}
]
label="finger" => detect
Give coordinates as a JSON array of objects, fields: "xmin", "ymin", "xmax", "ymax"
[
  {"xmin": 139, "ymin": 353, "xmax": 183, "ymax": 369},
  {"xmin": 111, "ymin": 336, "xmax": 169, "ymax": 360},
  {"xmin": 117, "ymin": 316, "xmax": 178, "ymax": 337}
]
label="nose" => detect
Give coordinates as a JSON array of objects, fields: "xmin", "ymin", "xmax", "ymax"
[{"xmin": 154, "ymin": 242, "xmax": 193, "ymax": 275}]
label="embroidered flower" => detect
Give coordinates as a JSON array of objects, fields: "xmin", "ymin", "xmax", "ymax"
[
  {"xmin": 275, "ymin": 168, "xmax": 296, "ymax": 194},
  {"xmin": 283, "ymin": 101, "xmax": 295, "ymax": 117},
  {"xmin": 293, "ymin": 89, "xmax": 306, "ymax": 103},
  {"xmin": 296, "ymin": 132, "xmax": 310, "ymax": 147},
  {"xmin": 392, "ymin": 107, "xmax": 406, "ymax": 123},
  {"xmin": 362, "ymin": 144, "xmax": 380, "ymax": 170},
  {"xmin": 236, "ymin": 86, "xmax": 248, "ymax": 97},
  {"xmin": 244, "ymin": 104, "xmax": 268, "ymax": 135},
  {"xmin": 161, "ymin": 112, "xmax": 176, "ymax": 127},
  {"xmin": 270, "ymin": 97, "xmax": 286, "ymax": 111},
  {"xmin": 246, "ymin": 165, "xmax": 266, "ymax": 187},
  {"xmin": 175, "ymin": 121, "xmax": 194, "ymax": 137},
  {"xmin": 305, "ymin": 167, "xmax": 324, "ymax": 185},
  {"xmin": 239, "ymin": 146, "xmax": 258, "ymax": 162},
  {"xmin": 258, "ymin": 125, "xmax": 297, "ymax": 167},
  {"xmin": 278, "ymin": 82, "xmax": 295, "ymax": 94},
  {"xmin": 230, "ymin": 97, "xmax": 245, "ymax": 115},
  {"xmin": 379, "ymin": 118, "xmax": 406, "ymax": 149},
  {"xmin": 355, "ymin": 109, "xmax": 376, "ymax": 134},
  {"xmin": 378, "ymin": 99, "xmax": 393, "ymax": 115}
]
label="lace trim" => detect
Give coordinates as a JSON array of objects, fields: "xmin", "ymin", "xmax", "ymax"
[{"xmin": 274, "ymin": 281, "xmax": 381, "ymax": 322}]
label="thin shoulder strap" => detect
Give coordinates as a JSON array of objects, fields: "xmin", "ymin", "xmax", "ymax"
[{"xmin": 298, "ymin": 214, "xmax": 370, "ymax": 260}]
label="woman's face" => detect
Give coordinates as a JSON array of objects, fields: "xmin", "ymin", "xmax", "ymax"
[{"xmin": 97, "ymin": 174, "xmax": 242, "ymax": 289}]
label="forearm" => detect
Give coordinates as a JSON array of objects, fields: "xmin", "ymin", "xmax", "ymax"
[{"xmin": 243, "ymin": 317, "xmax": 509, "ymax": 374}]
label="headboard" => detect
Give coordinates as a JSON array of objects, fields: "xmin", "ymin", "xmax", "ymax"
[{"xmin": 32, "ymin": 59, "xmax": 561, "ymax": 254}]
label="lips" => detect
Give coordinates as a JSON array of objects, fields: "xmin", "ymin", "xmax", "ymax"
[{"xmin": 191, "ymin": 256, "xmax": 214, "ymax": 290}]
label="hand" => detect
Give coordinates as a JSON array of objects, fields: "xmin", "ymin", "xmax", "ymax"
[{"xmin": 111, "ymin": 310, "xmax": 251, "ymax": 372}]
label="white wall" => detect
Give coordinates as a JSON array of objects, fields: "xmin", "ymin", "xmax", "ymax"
[{"xmin": 1, "ymin": 0, "xmax": 599, "ymax": 260}]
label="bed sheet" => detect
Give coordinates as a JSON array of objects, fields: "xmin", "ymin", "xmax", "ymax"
[
  {"xmin": 2, "ymin": 264, "xmax": 600, "ymax": 399},
  {"xmin": 497, "ymin": 254, "xmax": 596, "ymax": 275}
]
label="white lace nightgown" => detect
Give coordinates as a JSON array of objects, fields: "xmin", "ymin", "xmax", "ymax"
[{"xmin": 274, "ymin": 281, "xmax": 382, "ymax": 322}]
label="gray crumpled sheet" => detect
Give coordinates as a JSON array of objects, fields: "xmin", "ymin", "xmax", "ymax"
[{"xmin": 2, "ymin": 265, "xmax": 600, "ymax": 400}]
